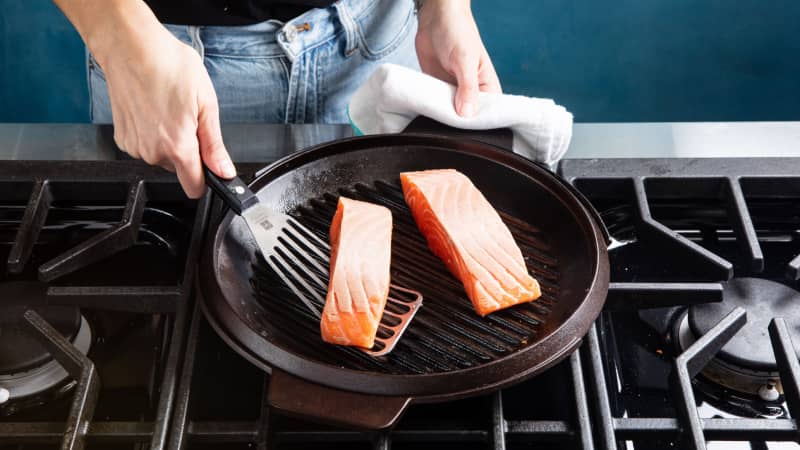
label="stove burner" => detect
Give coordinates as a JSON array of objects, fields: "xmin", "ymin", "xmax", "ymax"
[
  {"xmin": 690, "ymin": 278, "xmax": 800, "ymax": 371},
  {"xmin": 675, "ymin": 278, "xmax": 800, "ymax": 400},
  {"xmin": 0, "ymin": 314, "xmax": 92, "ymax": 415},
  {"xmin": 674, "ymin": 310, "xmax": 780, "ymax": 399},
  {"xmin": 0, "ymin": 307, "xmax": 81, "ymax": 375}
]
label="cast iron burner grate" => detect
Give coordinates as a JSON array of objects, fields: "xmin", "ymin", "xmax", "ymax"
[
  {"xmin": 6, "ymin": 154, "xmax": 800, "ymax": 450},
  {"xmin": 0, "ymin": 161, "xmax": 209, "ymax": 450},
  {"xmin": 561, "ymin": 158, "xmax": 800, "ymax": 450},
  {"xmin": 250, "ymin": 180, "xmax": 557, "ymax": 374}
]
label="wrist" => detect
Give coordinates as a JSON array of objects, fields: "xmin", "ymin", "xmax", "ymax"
[
  {"xmin": 417, "ymin": 0, "xmax": 470, "ymax": 11},
  {"xmin": 82, "ymin": 1, "xmax": 167, "ymax": 70},
  {"xmin": 417, "ymin": 0, "xmax": 473, "ymax": 34},
  {"xmin": 417, "ymin": 0, "xmax": 472, "ymax": 21}
]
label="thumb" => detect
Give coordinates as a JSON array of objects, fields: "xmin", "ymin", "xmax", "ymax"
[
  {"xmin": 197, "ymin": 95, "xmax": 236, "ymax": 179},
  {"xmin": 453, "ymin": 54, "xmax": 480, "ymax": 117}
]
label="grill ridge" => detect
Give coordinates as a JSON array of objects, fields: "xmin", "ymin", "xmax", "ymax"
[{"xmin": 250, "ymin": 181, "xmax": 561, "ymax": 374}]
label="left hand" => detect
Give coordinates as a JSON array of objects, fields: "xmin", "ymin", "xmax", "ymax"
[{"xmin": 415, "ymin": 0, "xmax": 501, "ymax": 117}]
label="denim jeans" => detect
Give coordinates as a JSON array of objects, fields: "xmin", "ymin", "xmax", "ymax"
[{"xmin": 88, "ymin": 0, "xmax": 419, "ymax": 124}]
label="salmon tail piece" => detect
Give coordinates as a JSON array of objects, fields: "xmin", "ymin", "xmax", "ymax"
[
  {"xmin": 400, "ymin": 169, "xmax": 541, "ymax": 316},
  {"xmin": 320, "ymin": 197, "xmax": 393, "ymax": 348}
]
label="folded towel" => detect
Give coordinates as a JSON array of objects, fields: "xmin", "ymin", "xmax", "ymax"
[{"xmin": 348, "ymin": 64, "xmax": 573, "ymax": 166}]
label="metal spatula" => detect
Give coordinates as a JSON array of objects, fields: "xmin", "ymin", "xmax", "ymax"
[{"xmin": 203, "ymin": 166, "xmax": 422, "ymax": 356}]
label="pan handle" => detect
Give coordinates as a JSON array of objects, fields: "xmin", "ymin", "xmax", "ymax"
[
  {"xmin": 402, "ymin": 116, "xmax": 514, "ymax": 150},
  {"xmin": 268, "ymin": 369, "xmax": 411, "ymax": 429}
]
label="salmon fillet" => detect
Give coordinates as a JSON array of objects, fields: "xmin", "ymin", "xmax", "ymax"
[
  {"xmin": 400, "ymin": 169, "xmax": 541, "ymax": 316},
  {"xmin": 320, "ymin": 197, "xmax": 393, "ymax": 348}
]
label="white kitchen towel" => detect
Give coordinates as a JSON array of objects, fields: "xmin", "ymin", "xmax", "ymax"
[{"xmin": 348, "ymin": 63, "xmax": 573, "ymax": 166}]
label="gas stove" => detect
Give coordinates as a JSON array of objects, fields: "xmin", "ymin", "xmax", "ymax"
[
  {"xmin": 1, "ymin": 153, "xmax": 799, "ymax": 450},
  {"xmin": 562, "ymin": 158, "xmax": 800, "ymax": 450}
]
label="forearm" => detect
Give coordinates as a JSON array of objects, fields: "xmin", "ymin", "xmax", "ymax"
[
  {"xmin": 416, "ymin": 0, "xmax": 471, "ymax": 13},
  {"xmin": 416, "ymin": 0, "xmax": 474, "ymax": 37},
  {"xmin": 52, "ymin": 0, "xmax": 166, "ymax": 68}
]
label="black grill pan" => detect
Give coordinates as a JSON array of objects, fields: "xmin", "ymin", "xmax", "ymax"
[{"xmin": 199, "ymin": 125, "xmax": 609, "ymax": 429}]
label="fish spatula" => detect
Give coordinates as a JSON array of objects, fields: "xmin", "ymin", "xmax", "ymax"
[{"xmin": 203, "ymin": 166, "xmax": 423, "ymax": 356}]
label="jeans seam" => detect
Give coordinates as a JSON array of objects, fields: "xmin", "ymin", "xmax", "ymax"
[
  {"xmin": 203, "ymin": 52, "xmax": 286, "ymax": 59},
  {"xmin": 290, "ymin": 29, "xmax": 345, "ymax": 57},
  {"xmin": 87, "ymin": 54, "xmax": 106, "ymax": 82},
  {"xmin": 278, "ymin": 57, "xmax": 291, "ymax": 83},
  {"xmin": 355, "ymin": 1, "xmax": 415, "ymax": 60},
  {"xmin": 351, "ymin": 0, "xmax": 382, "ymax": 23},
  {"xmin": 313, "ymin": 46, "xmax": 323, "ymax": 122},
  {"xmin": 334, "ymin": 2, "xmax": 359, "ymax": 57},
  {"xmin": 297, "ymin": 55, "xmax": 308, "ymax": 123},
  {"xmin": 278, "ymin": 56, "xmax": 292, "ymax": 123},
  {"xmin": 191, "ymin": 26, "xmax": 205, "ymax": 58},
  {"xmin": 285, "ymin": 55, "xmax": 298, "ymax": 123},
  {"xmin": 316, "ymin": 51, "xmax": 323, "ymax": 120},
  {"xmin": 86, "ymin": 49, "xmax": 94, "ymax": 122}
]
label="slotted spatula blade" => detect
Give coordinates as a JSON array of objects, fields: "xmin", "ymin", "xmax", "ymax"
[{"xmin": 203, "ymin": 165, "xmax": 422, "ymax": 356}]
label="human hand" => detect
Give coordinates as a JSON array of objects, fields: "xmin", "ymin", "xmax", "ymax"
[
  {"xmin": 415, "ymin": 0, "xmax": 501, "ymax": 117},
  {"xmin": 67, "ymin": 0, "xmax": 235, "ymax": 198},
  {"xmin": 101, "ymin": 30, "xmax": 234, "ymax": 198}
]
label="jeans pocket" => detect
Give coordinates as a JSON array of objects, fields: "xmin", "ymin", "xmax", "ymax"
[{"xmin": 355, "ymin": 0, "xmax": 415, "ymax": 60}]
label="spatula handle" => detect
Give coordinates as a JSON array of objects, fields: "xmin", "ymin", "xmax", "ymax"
[{"xmin": 203, "ymin": 164, "xmax": 258, "ymax": 215}]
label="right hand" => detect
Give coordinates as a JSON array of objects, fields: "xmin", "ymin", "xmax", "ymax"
[
  {"xmin": 415, "ymin": 0, "xmax": 501, "ymax": 117},
  {"xmin": 99, "ymin": 26, "xmax": 235, "ymax": 198}
]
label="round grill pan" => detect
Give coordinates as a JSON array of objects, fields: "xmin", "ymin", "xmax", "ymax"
[{"xmin": 199, "ymin": 132, "xmax": 609, "ymax": 429}]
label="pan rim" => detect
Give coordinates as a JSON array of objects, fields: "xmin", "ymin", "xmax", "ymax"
[{"xmin": 199, "ymin": 133, "xmax": 609, "ymax": 397}]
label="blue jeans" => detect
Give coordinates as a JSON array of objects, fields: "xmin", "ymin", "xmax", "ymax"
[{"xmin": 88, "ymin": 0, "xmax": 419, "ymax": 124}]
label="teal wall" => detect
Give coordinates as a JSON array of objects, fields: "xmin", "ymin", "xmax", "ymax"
[
  {"xmin": 0, "ymin": 1, "xmax": 89, "ymax": 122},
  {"xmin": 2, "ymin": 0, "xmax": 799, "ymax": 123}
]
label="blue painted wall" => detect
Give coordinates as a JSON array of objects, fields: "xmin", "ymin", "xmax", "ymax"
[
  {"xmin": 473, "ymin": 0, "xmax": 800, "ymax": 122},
  {"xmin": 0, "ymin": 1, "xmax": 89, "ymax": 122},
  {"xmin": 2, "ymin": 0, "xmax": 799, "ymax": 123}
]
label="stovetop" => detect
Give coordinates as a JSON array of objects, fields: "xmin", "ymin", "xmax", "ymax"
[
  {"xmin": 1, "ymin": 156, "xmax": 799, "ymax": 450},
  {"xmin": 562, "ymin": 158, "xmax": 800, "ymax": 450}
]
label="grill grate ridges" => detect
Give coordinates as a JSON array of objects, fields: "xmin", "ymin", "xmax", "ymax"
[{"xmin": 250, "ymin": 180, "xmax": 559, "ymax": 375}]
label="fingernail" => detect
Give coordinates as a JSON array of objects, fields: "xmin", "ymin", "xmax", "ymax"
[
  {"xmin": 460, "ymin": 101, "xmax": 476, "ymax": 117},
  {"xmin": 219, "ymin": 159, "xmax": 236, "ymax": 178}
]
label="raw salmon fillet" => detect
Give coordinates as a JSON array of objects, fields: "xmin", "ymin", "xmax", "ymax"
[
  {"xmin": 400, "ymin": 169, "xmax": 541, "ymax": 316},
  {"xmin": 320, "ymin": 197, "xmax": 393, "ymax": 348}
]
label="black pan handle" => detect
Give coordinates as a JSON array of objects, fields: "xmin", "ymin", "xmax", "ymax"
[
  {"xmin": 203, "ymin": 164, "xmax": 259, "ymax": 215},
  {"xmin": 402, "ymin": 116, "xmax": 514, "ymax": 150},
  {"xmin": 268, "ymin": 369, "xmax": 411, "ymax": 429}
]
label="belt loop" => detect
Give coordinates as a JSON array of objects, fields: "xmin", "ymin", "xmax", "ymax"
[{"xmin": 334, "ymin": 1, "xmax": 359, "ymax": 57}]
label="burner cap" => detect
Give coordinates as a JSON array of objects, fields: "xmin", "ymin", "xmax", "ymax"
[
  {"xmin": 0, "ymin": 307, "xmax": 81, "ymax": 375},
  {"xmin": 0, "ymin": 313, "xmax": 92, "ymax": 414},
  {"xmin": 689, "ymin": 278, "xmax": 800, "ymax": 372}
]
